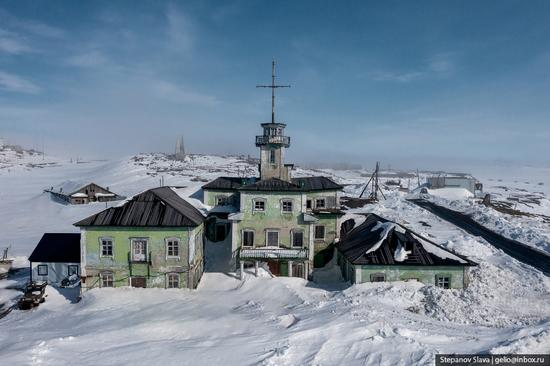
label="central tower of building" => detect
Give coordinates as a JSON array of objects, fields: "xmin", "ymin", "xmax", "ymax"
[{"xmin": 255, "ymin": 60, "xmax": 293, "ymax": 182}]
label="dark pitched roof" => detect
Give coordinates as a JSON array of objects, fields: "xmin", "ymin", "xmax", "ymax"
[
  {"xmin": 337, "ymin": 213, "xmax": 476, "ymax": 266},
  {"xmin": 29, "ymin": 233, "xmax": 81, "ymax": 263},
  {"xmin": 291, "ymin": 177, "xmax": 343, "ymax": 191},
  {"xmin": 202, "ymin": 177, "xmax": 257, "ymax": 190},
  {"xmin": 202, "ymin": 176, "xmax": 342, "ymax": 192},
  {"xmin": 74, "ymin": 187, "xmax": 205, "ymax": 227}
]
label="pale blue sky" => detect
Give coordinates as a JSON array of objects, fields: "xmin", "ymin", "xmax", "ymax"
[{"xmin": 0, "ymin": 1, "xmax": 549, "ymax": 169}]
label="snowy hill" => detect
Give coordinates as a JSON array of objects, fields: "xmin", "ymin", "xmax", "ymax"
[{"xmin": 0, "ymin": 152, "xmax": 549, "ymax": 365}]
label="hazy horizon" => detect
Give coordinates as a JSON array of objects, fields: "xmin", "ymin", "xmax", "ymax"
[{"xmin": 1, "ymin": 1, "xmax": 549, "ymax": 170}]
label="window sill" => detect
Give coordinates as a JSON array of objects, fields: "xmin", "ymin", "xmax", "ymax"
[{"xmin": 166, "ymin": 256, "xmax": 181, "ymax": 260}]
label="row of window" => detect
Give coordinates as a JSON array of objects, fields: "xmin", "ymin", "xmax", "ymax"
[
  {"xmin": 36, "ymin": 264, "xmax": 79, "ymax": 277},
  {"xmin": 252, "ymin": 198, "xmax": 327, "ymax": 212},
  {"xmin": 99, "ymin": 273, "xmax": 180, "ymax": 288},
  {"xmin": 369, "ymin": 273, "xmax": 452, "ymax": 289},
  {"xmin": 100, "ymin": 238, "xmax": 180, "ymax": 260},
  {"xmin": 242, "ymin": 225, "xmax": 325, "ymax": 248}
]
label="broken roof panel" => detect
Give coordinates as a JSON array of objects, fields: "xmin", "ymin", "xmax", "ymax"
[{"xmin": 336, "ymin": 213, "xmax": 476, "ymax": 266}]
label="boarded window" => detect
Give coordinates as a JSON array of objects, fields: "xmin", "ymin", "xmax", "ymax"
[
  {"xmin": 167, "ymin": 239, "xmax": 180, "ymax": 257},
  {"xmin": 314, "ymin": 225, "xmax": 325, "ymax": 240},
  {"xmin": 101, "ymin": 272, "xmax": 114, "ymax": 287},
  {"xmin": 254, "ymin": 199, "xmax": 265, "ymax": 211},
  {"xmin": 436, "ymin": 275, "xmax": 450, "ymax": 289},
  {"xmin": 267, "ymin": 231, "xmax": 279, "ymax": 246},
  {"xmin": 370, "ymin": 273, "xmax": 386, "ymax": 282},
  {"xmin": 101, "ymin": 239, "xmax": 113, "ymax": 257},
  {"xmin": 132, "ymin": 239, "xmax": 147, "ymax": 262},
  {"xmin": 167, "ymin": 273, "xmax": 179, "ymax": 289},
  {"xmin": 282, "ymin": 200, "xmax": 293, "ymax": 212},
  {"xmin": 37, "ymin": 265, "xmax": 48, "ymax": 276},
  {"xmin": 315, "ymin": 198, "xmax": 326, "ymax": 208},
  {"xmin": 243, "ymin": 230, "xmax": 254, "ymax": 247},
  {"xmin": 292, "ymin": 231, "xmax": 304, "ymax": 247}
]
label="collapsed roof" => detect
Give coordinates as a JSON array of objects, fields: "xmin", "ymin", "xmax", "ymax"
[{"xmin": 337, "ymin": 213, "xmax": 477, "ymax": 267}]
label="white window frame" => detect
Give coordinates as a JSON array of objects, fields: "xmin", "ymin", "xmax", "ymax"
[
  {"xmin": 314, "ymin": 225, "xmax": 326, "ymax": 240},
  {"xmin": 37, "ymin": 264, "xmax": 48, "ymax": 276},
  {"xmin": 131, "ymin": 238, "xmax": 148, "ymax": 262},
  {"xmin": 315, "ymin": 198, "xmax": 326, "ymax": 209},
  {"xmin": 281, "ymin": 199, "xmax": 293, "ymax": 213},
  {"xmin": 167, "ymin": 273, "xmax": 180, "ymax": 289},
  {"xmin": 436, "ymin": 275, "xmax": 451, "ymax": 289},
  {"xmin": 242, "ymin": 230, "xmax": 255, "ymax": 248},
  {"xmin": 100, "ymin": 272, "xmax": 114, "ymax": 288},
  {"xmin": 253, "ymin": 198, "xmax": 266, "ymax": 212},
  {"xmin": 100, "ymin": 237, "xmax": 114, "ymax": 258},
  {"xmin": 291, "ymin": 230, "xmax": 304, "ymax": 248},
  {"xmin": 370, "ymin": 273, "xmax": 386, "ymax": 282},
  {"xmin": 266, "ymin": 230, "xmax": 280, "ymax": 247},
  {"xmin": 165, "ymin": 237, "xmax": 180, "ymax": 259}
]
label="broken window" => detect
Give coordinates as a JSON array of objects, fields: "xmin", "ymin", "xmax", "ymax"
[
  {"xmin": 37, "ymin": 265, "xmax": 48, "ymax": 276},
  {"xmin": 315, "ymin": 198, "xmax": 326, "ymax": 209},
  {"xmin": 282, "ymin": 199, "xmax": 293, "ymax": 213},
  {"xmin": 292, "ymin": 231, "xmax": 304, "ymax": 247},
  {"xmin": 243, "ymin": 230, "xmax": 254, "ymax": 247},
  {"xmin": 267, "ymin": 230, "xmax": 279, "ymax": 246},
  {"xmin": 436, "ymin": 275, "xmax": 451, "ymax": 289},
  {"xmin": 166, "ymin": 239, "xmax": 180, "ymax": 258},
  {"xmin": 101, "ymin": 238, "xmax": 113, "ymax": 257},
  {"xmin": 370, "ymin": 273, "xmax": 386, "ymax": 282},
  {"xmin": 216, "ymin": 196, "xmax": 228, "ymax": 206},
  {"xmin": 101, "ymin": 272, "xmax": 114, "ymax": 287},
  {"xmin": 68, "ymin": 265, "xmax": 79, "ymax": 276},
  {"xmin": 132, "ymin": 239, "xmax": 147, "ymax": 262},
  {"xmin": 314, "ymin": 225, "xmax": 325, "ymax": 240},
  {"xmin": 306, "ymin": 199, "xmax": 312, "ymax": 210},
  {"xmin": 167, "ymin": 273, "xmax": 179, "ymax": 289},
  {"xmin": 253, "ymin": 199, "xmax": 266, "ymax": 212}
]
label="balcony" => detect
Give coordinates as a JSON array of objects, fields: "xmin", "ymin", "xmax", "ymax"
[
  {"xmin": 239, "ymin": 247, "xmax": 308, "ymax": 260},
  {"xmin": 255, "ymin": 135, "xmax": 290, "ymax": 147}
]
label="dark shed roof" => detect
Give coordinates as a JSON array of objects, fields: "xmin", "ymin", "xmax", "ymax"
[
  {"xmin": 202, "ymin": 176, "xmax": 342, "ymax": 192},
  {"xmin": 337, "ymin": 213, "xmax": 476, "ymax": 267},
  {"xmin": 29, "ymin": 233, "xmax": 81, "ymax": 263},
  {"xmin": 74, "ymin": 187, "xmax": 205, "ymax": 227}
]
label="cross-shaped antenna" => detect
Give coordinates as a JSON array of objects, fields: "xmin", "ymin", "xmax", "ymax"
[{"xmin": 257, "ymin": 59, "xmax": 290, "ymax": 124}]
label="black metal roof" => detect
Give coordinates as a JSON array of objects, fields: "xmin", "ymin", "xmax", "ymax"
[
  {"xmin": 29, "ymin": 233, "xmax": 81, "ymax": 263},
  {"xmin": 74, "ymin": 187, "xmax": 205, "ymax": 227},
  {"xmin": 202, "ymin": 176, "xmax": 342, "ymax": 192},
  {"xmin": 337, "ymin": 213, "xmax": 476, "ymax": 266}
]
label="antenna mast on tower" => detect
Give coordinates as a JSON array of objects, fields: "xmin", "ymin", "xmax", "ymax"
[{"xmin": 256, "ymin": 59, "xmax": 291, "ymax": 124}]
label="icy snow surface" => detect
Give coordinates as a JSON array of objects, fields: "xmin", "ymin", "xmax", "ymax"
[{"xmin": 0, "ymin": 152, "xmax": 549, "ymax": 365}]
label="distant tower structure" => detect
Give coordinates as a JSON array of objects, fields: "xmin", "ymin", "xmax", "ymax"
[
  {"xmin": 256, "ymin": 60, "xmax": 292, "ymax": 181},
  {"xmin": 174, "ymin": 136, "xmax": 186, "ymax": 161}
]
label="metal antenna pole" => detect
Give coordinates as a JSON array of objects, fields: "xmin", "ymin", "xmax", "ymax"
[{"xmin": 257, "ymin": 59, "xmax": 290, "ymax": 124}]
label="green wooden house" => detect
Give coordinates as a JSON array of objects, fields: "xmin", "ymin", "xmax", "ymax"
[
  {"xmin": 74, "ymin": 187, "xmax": 206, "ymax": 290},
  {"xmin": 336, "ymin": 214, "xmax": 477, "ymax": 289},
  {"xmin": 202, "ymin": 63, "xmax": 344, "ymax": 279}
]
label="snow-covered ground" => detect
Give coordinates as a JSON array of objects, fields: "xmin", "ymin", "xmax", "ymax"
[{"xmin": 0, "ymin": 151, "xmax": 549, "ymax": 365}]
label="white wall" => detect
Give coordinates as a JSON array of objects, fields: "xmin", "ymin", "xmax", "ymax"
[{"xmin": 31, "ymin": 262, "xmax": 80, "ymax": 285}]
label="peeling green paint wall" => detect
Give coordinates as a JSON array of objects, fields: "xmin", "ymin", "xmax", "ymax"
[
  {"xmin": 82, "ymin": 225, "xmax": 203, "ymax": 289},
  {"xmin": 204, "ymin": 190, "xmax": 239, "ymax": 207}
]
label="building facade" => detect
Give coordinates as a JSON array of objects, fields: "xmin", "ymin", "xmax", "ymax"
[
  {"xmin": 46, "ymin": 182, "xmax": 124, "ymax": 205},
  {"xmin": 75, "ymin": 187, "xmax": 205, "ymax": 289},
  {"xmin": 29, "ymin": 233, "xmax": 81, "ymax": 285}
]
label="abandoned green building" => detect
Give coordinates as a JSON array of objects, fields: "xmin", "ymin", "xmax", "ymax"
[
  {"xmin": 202, "ymin": 62, "xmax": 344, "ymax": 279},
  {"xmin": 74, "ymin": 186, "xmax": 206, "ymax": 289},
  {"xmin": 336, "ymin": 213, "xmax": 477, "ymax": 289}
]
